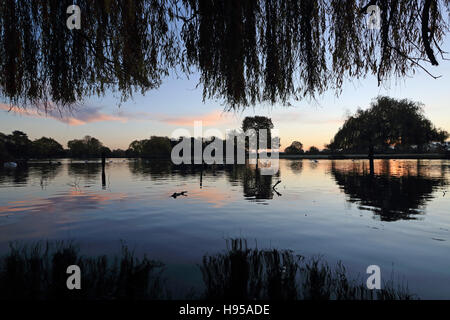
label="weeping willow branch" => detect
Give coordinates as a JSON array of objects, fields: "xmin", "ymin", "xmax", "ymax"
[
  {"xmin": 386, "ymin": 43, "xmax": 442, "ymax": 79},
  {"xmin": 422, "ymin": 0, "xmax": 439, "ymax": 65},
  {"xmin": 0, "ymin": 0, "xmax": 449, "ymax": 110}
]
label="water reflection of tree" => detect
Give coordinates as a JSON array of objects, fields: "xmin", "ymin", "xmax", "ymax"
[
  {"xmin": 128, "ymin": 160, "xmax": 280, "ymax": 202},
  {"xmin": 243, "ymin": 168, "xmax": 276, "ymax": 201},
  {"xmin": 128, "ymin": 160, "xmax": 229, "ymax": 182},
  {"xmin": 30, "ymin": 163, "xmax": 63, "ymax": 189},
  {"xmin": 67, "ymin": 163, "xmax": 102, "ymax": 180},
  {"xmin": 330, "ymin": 160, "xmax": 448, "ymax": 221},
  {"xmin": 288, "ymin": 160, "xmax": 303, "ymax": 174},
  {"xmin": 128, "ymin": 160, "xmax": 173, "ymax": 178},
  {"xmin": 0, "ymin": 163, "xmax": 63, "ymax": 187},
  {"xmin": 0, "ymin": 165, "xmax": 29, "ymax": 185},
  {"xmin": 225, "ymin": 165, "xmax": 280, "ymax": 202}
]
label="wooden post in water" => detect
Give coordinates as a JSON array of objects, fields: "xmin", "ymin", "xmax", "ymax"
[
  {"xmin": 369, "ymin": 158, "xmax": 374, "ymax": 176},
  {"xmin": 368, "ymin": 145, "xmax": 374, "ymax": 176},
  {"xmin": 101, "ymin": 151, "xmax": 106, "ymax": 189}
]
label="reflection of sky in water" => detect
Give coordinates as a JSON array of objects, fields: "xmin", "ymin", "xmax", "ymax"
[
  {"xmin": 0, "ymin": 190, "xmax": 130, "ymax": 216},
  {"xmin": 0, "ymin": 159, "xmax": 449, "ymax": 298}
]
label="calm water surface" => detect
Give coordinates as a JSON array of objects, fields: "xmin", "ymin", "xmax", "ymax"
[{"xmin": 1, "ymin": 159, "xmax": 449, "ymax": 298}]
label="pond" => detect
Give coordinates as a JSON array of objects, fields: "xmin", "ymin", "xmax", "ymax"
[{"xmin": 0, "ymin": 159, "xmax": 449, "ymax": 298}]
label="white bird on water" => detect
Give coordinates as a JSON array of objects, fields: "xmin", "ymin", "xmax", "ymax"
[{"xmin": 3, "ymin": 162, "xmax": 17, "ymax": 168}]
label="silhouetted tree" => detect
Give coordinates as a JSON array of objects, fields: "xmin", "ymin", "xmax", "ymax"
[
  {"xmin": 127, "ymin": 140, "xmax": 146, "ymax": 157},
  {"xmin": 142, "ymin": 136, "xmax": 172, "ymax": 158},
  {"xmin": 327, "ymin": 97, "xmax": 449, "ymax": 158},
  {"xmin": 100, "ymin": 146, "xmax": 112, "ymax": 157},
  {"xmin": 127, "ymin": 136, "xmax": 172, "ymax": 158},
  {"xmin": 67, "ymin": 135, "xmax": 104, "ymax": 158},
  {"xmin": 2, "ymin": 131, "xmax": 32, "ymax": 160},
  {"xmin": 111, "ymin": 149, "xmax": 126, "ymax": 157},
  {"xmin": 285, "ymin": 141, "xmax": 304, "ymax": 154},
  {"xmin": 32, "ymin": 137, "xmax": 64, "ymax": 158},
  {"xmin": 307, "ymin": 146, "xmax": 320, "ymax": 154},
  {"xmin": 242, "ymin": 116, "xmax": 274, "ymax": 165},
  {"xmin": 0, "ymin": 132, "xmax": 12, "ymax": 161}
]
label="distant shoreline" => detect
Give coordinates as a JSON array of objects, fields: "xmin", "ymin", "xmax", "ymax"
[
  {"xmin": 280, "ymin": 153, "xmax": 450, "ymax": 160},
  {"xmin": 3, "ymin": 153, "xmax": 450, "ymax": 166}
]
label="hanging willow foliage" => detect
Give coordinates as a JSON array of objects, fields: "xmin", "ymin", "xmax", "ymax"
[
  {"xmin": 0, "ymin": 0, "xmax": 449, "ymax": 110},
  {"xmin": 0, "ymin": 0, "xmax": 180, "ymax": 110}
]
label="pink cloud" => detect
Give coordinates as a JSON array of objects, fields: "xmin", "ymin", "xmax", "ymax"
[
  {"xmin": 160, "ymin": 110, "xmax": 235, "ymax": 127},
  {"xmin": 0, "ymin": 103, "xmax": 128, "ymax": 126},
  {"xmin": 0, "ymin": 103, "xmax": 237, "ymax": 128}
]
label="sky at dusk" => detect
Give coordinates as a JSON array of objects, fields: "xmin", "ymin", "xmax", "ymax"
[{"xmin": 1, "ymin": 38, "xmax": 450, "ymax": 151}]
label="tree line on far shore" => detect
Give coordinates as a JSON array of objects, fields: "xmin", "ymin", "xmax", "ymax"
[
  {"xmin": 0, "ymin": 116, "xmax": 278, "ymax": 161},
  {"xmin": 1, "ymin": 97, "xmax": 449, "ymax": 162},
  {"xmin": 0, "ymin": 133, "xmax": 273, "ymax": 161},
  {"xmin": 0, "ymin": 132, "xmax": 126, "ymax": 161}
]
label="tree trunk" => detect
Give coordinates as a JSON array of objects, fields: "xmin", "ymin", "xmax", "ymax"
[
  {"xmin": 368, "ymin": 145, "xmax": 374, "ymax": 175},
  {"xmin": 256, "ymin": 132, "xmax": 259, "ymax": 170},
  {"xmin": 101, "ymin": 150, "xmax": 106, "ymax": 189}
]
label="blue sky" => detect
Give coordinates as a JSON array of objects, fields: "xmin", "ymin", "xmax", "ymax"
[{"xmin": 1, "ymin": 39, "xmax": 450, "ymax": 151}]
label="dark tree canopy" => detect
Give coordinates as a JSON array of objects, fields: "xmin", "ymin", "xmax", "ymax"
[
  {"xmin": 0, "ymin": 130, "xmax": 31, "ymax": 160},
  {"xmin": 127, "ymin": 136, "xmax": 172, "ymax": 158},
  {"xmin": 241, "ymin": 116, "xmax": 274, "ymax": 147},
  {"xmin": 327, "ymin": 96, "xmax": 449, "ymax": 155},
  {"xmin": 32, "ymin": 137, "xmax": 64, "ymax": 158},
  {"xmin": 0, "ymin": 0, "xmax": 449, "ymax": 110},
  {"xmin": 307, "ymin": 146, "xmax": 320, "ymax": 154},
  {"xmin": 1, "ymin": 131, "xmax": 65, "ymax": 159},
  {"xmin": 67, "ymin": 135, "xmax": 104, "ymax": 158},
  {"xmin": 241, "ymin": 116, "xmax": 274, "ymax": 134},
  {"xmin": 284, "ymin": 141, "xmax": 304, "ymax": 154}
]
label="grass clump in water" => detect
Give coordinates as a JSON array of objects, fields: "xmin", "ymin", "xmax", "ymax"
[
  {"xmin": 0, "ymin": 241, "xmax": 166, "ymax": 300},
  {"xmin": 0, "ymin": 239, "xmax": 416, "ymax": 300},
  {"xmin": 200, "ymin": 239, "xmax": 416, "ymax": 300}
]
